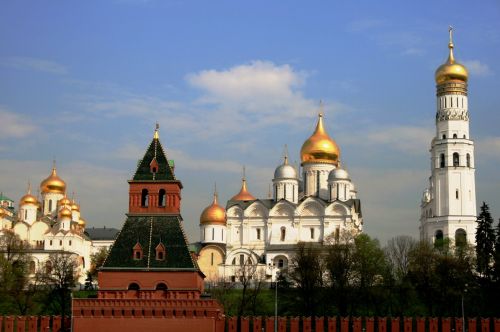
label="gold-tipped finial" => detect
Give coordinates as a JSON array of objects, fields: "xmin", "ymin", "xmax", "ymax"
[
  {"xmin": 435, "ymin": 26, "xmax": 468, "ymax": 84},
  {"xmin": 213, "ymin": 182, "xmax": 218, "ymax": 204},
  {"xmin": 154, "ymin": 122, "xmax": 160, "ymax": 139},
  {"xmin": 300, "ymin": 109, "xmax": 340, "ymax": 165},
  {"xmin": 447, "ymin": 26, "xmax": 455, "ymax": 63},
  {"xmin": 319, "ymin": 100, "xmax": 324, "ymax": 117}
]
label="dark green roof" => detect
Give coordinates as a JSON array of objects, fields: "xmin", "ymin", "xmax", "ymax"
[
  {"xmin": 101, "ymin": 215, "xmax": 198, "ymax": 271},
  {"xmin": 132, "ymin": 137, "xmax": 175, "ymax": 181}
]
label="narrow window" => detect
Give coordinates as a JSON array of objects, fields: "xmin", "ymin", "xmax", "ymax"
[
  {"xmin": 442, "ymin": 134, "xmax": 446, "ymax": 139},
  {"xmin": 211, "ymin": 253, "xmax": 214, "ymax": 266},
  {"xmin": 440, "ymin": 154, "xmax": 445, "ymax": 168},
  {"xmin": 275, "ymin": 186, "xmax": 278, "ymax": 200},
  {"xmin": 310, "ymin": 228, "xmax": 314, "ymax": 239},
  {"xmin": 59, "ymin": 240, "xmax": 62, "ymax": 246},
  {"xmin": 239, "ymin": 254, "xmax": 244, "ymax": 266},
  {"xmin": 82, "ymin": 257, "xmax": 85, "ymax": 268},
  {"xmin": 24, "ymin": 210, "xmax": 27, "ymax": 220},
  {"xmin": 284, "ymin": 185, "xmax": 286, "ymax": 200},
  {"xmin": 335, "ymin": 226, "xmax": 340, "ymax": 243},
  {"xmin": 48, "ymin": 200, "xmax": 53, "ymax": 212},
  {"xmin": 455, "ymin": 229, "xmax": 467, "ymax": 248},
  {"xmin": 69, "ymin": 240, "xmax": 72, "ymax": 246},
  {"xmin": 466, "ymin": 154, "xmax": 471, "ymax": 167},
  {"xmin": 303, "ymin": 173, "xmax": 307, "ymax": 194},
  {"xmin": 453, "ymin": 153, "xmax": 459, "ymax": 167},
  {"xmin": 435, "ymin": 230, "xmax": 444, "ymax": 243},
  {"xmin": 45, "ymin": 261, "xmax": 52, "ymax": 274},
  {"xmin": 453, "ymin": 134, "xmax": 457, "ymax": 139},
  {"xmin": 155, "ymin": 243, "xmax": 166, "ymax": 261},
  {"xmin": 203, "ymin": 228, "xmax": 205, "ymax": 240},
  {"xmin": 232, "ymin": 258, "xmax": 236, "ymax": 265},
  {"xmin": 278, "ymin": 259, "xmax": 284, "ymax": 268},
  {"xmin": 212, "ymin": 228, "xmax": 214, "ymax": 240},
  {"xmin": 257, "ymin": 228, "xmax": 261, "ymax": 240},
  {"xmin": 456, "ymin": 189, "xmax": 459, "ymax": 200},
  {"xmin": 159, "ymin": 189, "xmax": 166, "ymax": 207},
  {"xmin": 141, "ymin": 189, "xmax": 149, "ymax": 207},
  {"xmin": 463, "ymin": 134, "xmax": 466, "ymax": 139},
  {"xmin": 50, "ymin": 240, "xmax": 52, "ymax": 246},
  {"xmin": 280, "ymin": 227, "xmax": 286, "ymax": 242},
  {"xmin": 316, "ymin": 171, "xmax": 320, "ymax": 196}
]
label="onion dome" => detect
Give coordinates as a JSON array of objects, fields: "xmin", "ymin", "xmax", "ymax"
[
  {"xmin": 58, "ymin": 195, "xmax": 71, "ymax": 207},
  {"xmin": 300, "ymin": 113, "xmax": 340, "ymax": 165},
  {"xmin": 328, "ymin": 167, "xmax": 351, "ymax": 182},
  {"xmin": 200, "ymin": 191, "xmax": 226, "ymax": 225},
  {"xmin": 231, "ymin": 178, "xmax": 256, "ymax": 201},
  {"xmin": 20, "ymin": 184, "xmax": 38, "ymax": 206},
  {"xmin": 59, "ymin": 207, "xmax": 72, "ymax": 219},
  {"xmin": 70, "ymin": 200, "xmax": 80, "ymax": 212},
  {"xmin": 435, "ymin": 27, "xmax": 468, "ymax": 85},
  {"xmin": 78, "ymin": 217, "xmax": 86, "ymax": 227},
  {"xmin": 274, "ymin": 155, "xmax": 297, "ymax": 179},
  {"xmin": 40, "ymin": 165, "xmax": 66, "ymax": 194}
]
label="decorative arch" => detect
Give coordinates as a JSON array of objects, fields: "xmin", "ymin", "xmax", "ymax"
[
  {"xmin": 128, "ymin": 282, "xmax": 140, "ymax": 290},
  {"xmin": 296, "ymin": 198, "xmax": 324, "ymax": 217},
  {"xmin": 269, "ymin": 201, "xmax": 295, "ymax": 217},
  {"xmin": 226, "ymin": 206, "xmax": 243, "ymax": 218},
  {"xmin": 244, "ymin": 201, "xmax": 268, "ymax": 218},
  {"xmin": 155, "ymin": 282, "xmax": 168, "ymax": 291},
  {"xmin": 225, "ymin": 248, "xmax": 259, "ymax": 266},
  {"xmin": 325, "ymin": 202, "xmax": 350, "ymax": 217},
  {"xmin": 455, "ymin": 228, "xmax": 467, "ymax": 247}
]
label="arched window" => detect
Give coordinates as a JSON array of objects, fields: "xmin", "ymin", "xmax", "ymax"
[
  {"xmin": 158, "ymin": 189, "xmax": 166, "ymax": 207},
  {"xmin": 156, "ymin": 283, "xmax": 167, "ymax": 291},
  {"xmin": 466, "ymin": 154, "xmax": 471, "ymax": 167},
  {"xmin": 440, "ymin": 154, "xmax": 445, "ymax": 168},
  {"xmin": 453, "ymin": 153, "xmax": 459, "ymax": 167},
  {"xmin": 435, "ymin": 230, "xmax": 444, "ymax": 248},
  {"xmin": 141, "ymin": 189, "xmax": 149, "ymax": 207},
  {"xmin": 456, "ymin": 189, "xmax": 459, "ymax": 200},
  {"xmin": 442, "ymin": 134, "xmax": 446, "ymax": 139},
  {"xmin": 280, "ymin": 227, "xmax": 286, "ymax": 242},
  {"xmin": 128, "ymin": 283, "xmax": 140, "ymax": 290},
  {"xmin": 453, "ymin": 134, "xmax": 457, "ymax": 139},
  {"xmin": 82, "ymin": 256, "xmax": 85, "ymax": 269},
  {"xmin": 232, "ymin": 258, "xmax": 236, "ymax": 265},
  {"xmin": 256, "ymin": 228, "xmax": 261, "ymax": 240},
  {"xmin": 278, "ymin": 259, "xmax": 284, "ymax": 268},
  {"xmin": 463, "ymin": 134, "xmax": 466, "ymax": 139},
  {"xmin": 211, "ymin": 253, "xmax": 214, "ymax": 266},
  {"xmin": 29, "ymin": 261, "xmax": 36, "ymax": 274},
  {"xmin": 45, "ymin": 261, "xmax": 52, "ymax": 274},
  {"xmin": 455, "ymin": 229, "xmax": 467, "ymax": 248}
]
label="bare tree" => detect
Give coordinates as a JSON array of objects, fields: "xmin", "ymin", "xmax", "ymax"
[
  {"xmin": 234, "ymin": 256, "xmax": 265, "ymax": 316},
  {"xmin": 384, "ymin": 235, "xmax": 416, "ymax": 282}
]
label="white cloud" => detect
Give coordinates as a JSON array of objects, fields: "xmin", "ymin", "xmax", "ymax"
[
  {"xmin": 0, "ymin": 107, "xmax": 38, "ymax": 139},
  {"xmin": 0, "ymin": 56, "xmax": 68, "ymax": 75},
  {"xmin": 462, "ymin": 60, "xmax": 492, "ymax": 77}
]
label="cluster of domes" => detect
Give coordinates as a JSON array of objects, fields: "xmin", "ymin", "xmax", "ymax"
[
  {"xmin": 435, "ymin": 29, "xmax": 468, "ymax": 85},
  {"xmin": 300, "ymin": 113, "xmax": 340, "ymax": 165}
]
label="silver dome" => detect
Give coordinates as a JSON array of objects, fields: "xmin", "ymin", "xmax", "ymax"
[
  {"xmin": 274, "ymin": 164, "xmax": 297, "ymax": 179},
  {"xmin": 328, "ymin": 168, "xmax": 350, "ymax": 182}
]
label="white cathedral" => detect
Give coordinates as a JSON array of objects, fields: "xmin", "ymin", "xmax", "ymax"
[
  {"xmin": 420, "ymin": 29, "xmax": 477, "ymax": 247},
  {"xmin": 196, "ymin": 113, "xmax": 363, "ymax": 282}
]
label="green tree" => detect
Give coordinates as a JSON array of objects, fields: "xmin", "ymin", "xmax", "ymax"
[
  {"xmin": 325, "ymin": 239, "xmax": 354, "ymax": 315},
  {"xmin": 493, "ymin": 218, "xmax": 500, "ymax": 281},
  {"xmin": 476, "ymin": 202, "xmax": 496, "ymax": 279}
]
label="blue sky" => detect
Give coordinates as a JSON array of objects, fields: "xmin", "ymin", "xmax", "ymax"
[{"xmin": 1, "ymin": 0, "xmax": 499, "ymax": 244}]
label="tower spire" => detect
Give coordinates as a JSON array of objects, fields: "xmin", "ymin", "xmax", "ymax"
[
  {"xmin": 447, "ymin": 26, "xmax": 455, "ymax": 63},
  {"xmin": 154, "ymin": 122, "xmax": 160, "ymax": 140}
]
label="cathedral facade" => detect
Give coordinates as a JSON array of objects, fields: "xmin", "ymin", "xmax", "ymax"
[
  {"xmin": 197, "ymin": 113, "xmax": 363, "ymax": 282},
  {"xmin": 420, "ymin": 29, "xmax": 477, "ymax": 246}
]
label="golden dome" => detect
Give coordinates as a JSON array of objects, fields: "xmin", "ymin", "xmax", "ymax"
[
  {"xmin": 200, "ymin": 192, "xmax": 226, "ymax": 225},
  {"xmin": 58, "ymin": 195, "xmax": 71, "ymax": 207},
  {"xmin": 231, "ymin": 178, "xmax": 256, "ymax": 201},
  {"xmin": 20, "ymin": 184, "xmax": 38, "ymax": 206},
  {"xmin": 300, "ymin": 113, "xmax": 340, "ymax": 165},
  {"xmin": 78, "ymin": 217, "xmax": 86, "ymax": 227},
  {"xmin": 435, "ymin": 28, "xmax": 468, "ymax": 85},
  {"xmin": 59, "ymin": 207, "xmax": 72, "ymax": 219},
  {"xmin": 40, "ymin": 166, "xmax": 66, "ymax": 194},
  {"xmin": 70, "ymin": 200, "xmax": 80, "ymax": 212}
]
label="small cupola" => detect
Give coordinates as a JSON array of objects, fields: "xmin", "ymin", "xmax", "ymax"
[{"xmin": 132, "ymin": 242, "xmax": 143, "ymax": 260}]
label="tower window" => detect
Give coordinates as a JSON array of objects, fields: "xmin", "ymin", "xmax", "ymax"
[
  {"xmin": 25, "ymin": 210, "xmax": 27, "ymax": 220},
  {"xmin": 453, "ymin": 153, "xmax": 459, "ymax": 167},
  {"xmin": 440, "ymin": 154, "xmax": 445, "ymax": 168},
  {"xmin": 310, "ymin": 228, "xmax": 315, "ymax": 239},
  {"xmin": 133, "ymin": 242, "xmax": 143, "ymax": 260},
  {"xmin": 466, "ymin": 154, "xmax": 471, "ymax": 167},
  {"xmin": 455, "ymin": 229, "xmax": 467, "ymax": 248},
  {"xmin": 155, "ymin": 242, "xmax": 166, "ymax": 261},
  {"xmin": 278, "ymin": 259, "xmax": 284, "ymax": 268},
  {"xmin": 442, "ymin": 134, "xmax": 446, "ymax": 139},
  {"xmin": 280, "ymin": 227, "xmax": 286, "ymax": 241},
  {"xmin": 456, "ymin": 189, "xmax": 459, "ymax": 200},
  {"xmin": 128, "ymin": 283, "xmax": 140, "ymax": 291},
  {"xmin": 212, "ymin": 228, "xmax": 214, "ymax": 240},
  {"xmin": 159, "ymin": 189, "xmax": 166, "ymax": 207},
  {"xmin": 435, "ymin": 230, "xmax": 444, "ymax": 243},
  {"xmin": 453, "ymin": 134, "xmax": 457, "ymax": 139},
  {"xmin": 141, "ymin": 189, "xmax": 149, "ymax": 207},
  {"xmin": 239, "ymin": 254, "xmax": 244, "ymax": 266},
  {"xmin": 156, "ymin": 283, "xmax": 167, "ymax": 291},
  {"xmin": 48, "ymin": 200, "xmax": 52, "ymax": 212},
  {"xmin": 211, "ymin": 253, "xmax": 214, "ymax": 266},
  {"xmin": 256, "ymin": 228, "xmax": 261, "ymax": 240}
]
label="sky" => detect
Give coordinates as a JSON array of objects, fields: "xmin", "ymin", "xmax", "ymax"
[{"xmin": 0, "ymin": 0, "xmax": 499, "ymax": 245}]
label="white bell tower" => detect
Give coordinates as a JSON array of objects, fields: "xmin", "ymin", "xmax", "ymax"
[{"xmin": 420, "ymin": 28, "xmax": 477, "ymax": 246}]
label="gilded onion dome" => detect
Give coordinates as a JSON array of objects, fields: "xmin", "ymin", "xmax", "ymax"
[
  {"xmin": 231, "ymin": 178, "xmax": 256, "ymax": 201},
  {"xmin": 435, "ymin": 27, "xmax": 468, "ymax": 85},
  {"xmin": 40, "ymin": 166, "xmax": 66, "ymax": 194},
  {"xmin": 200, "ymin": 191, "xmax": 226, "ymax": 225},
  {"xmin": 78, "ymin": 217, "xmax": 86, "ymax": 227},
  {"xmin": 59, "ymin": 206, "xmax": 72, "ymax": 219},
  {"xmin": 71, "ymin": 200, "xmax": 80, "ymax": 212},
  {"xmin": 20, "ymin": 184, "xmax": 38, "ymax": 206},
  {"xmin": 300, "ymin": 113, "xmax": 340, "ymax": 165},
  {"xmin": 58, "ymin": 195, "xmax": 71, "ymax": 207}
]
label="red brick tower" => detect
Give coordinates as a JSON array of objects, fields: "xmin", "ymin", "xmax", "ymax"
[{"xmin": 72, "ymin": 126, "xmax": 224, "ymax": 332}]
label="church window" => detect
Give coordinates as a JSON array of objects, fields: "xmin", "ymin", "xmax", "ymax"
[
  {"xmin": 24, "ymin": 210, "xmax": 27, "ymax": 220},
  {"xmin": 29, "ymin": 261, "xmax": 36, "ymax": 274},
  {"xmin": 284, "ymin": 185, "xmax": 286, "ymax": 200},
  {"xmin": 310, "ymin": 228, "xmax": 315, "ymax": 239},
  {"xmin": 69, "ymin": 240, "xmax": 72, "ymax": 246},
  {"xmin": 141, "ymin": 189, "xmax": 149, "ymax": 207},
  {"xmin": 257, "ymin": 228, "xmax": 261, "ymax": 240},
  {"xmin": 232, "ymin": 258, "xmax": 236, "ymax": 265},
  {"xmin": 316, "ymin": 171, "xmax": 320, "ymax": 196},
  {"xmin": 128, "ymin": 283, "xmax": 140, "ymax": 290},
  {"xmin": 49, "ymin": 240, "xmax": 52, "ymax": 246},
  {"xmin": 304, "ymin": 173, "xmax": 307, "ymax": 195},
  {"xmin": 211, "ymin": 253, "xmax": 214, "ymax": 266},
  {"xmin": 212, "ymin": 228, "xmax": 214, "ymax": 240},
  {"xmin": 155, "ymin": 283, "xmax": 167, "ymax": 291},
  {"xmin": 466, "ymin": 154, "xmax": 471, "ymax": 167},
  {"xmin": 155, "ymin": 243, "xmax": 166, "ymax": 261},
  {"xmin": 335, "ymin": 226, "xmax": 340, "ymax": 243},
  {"xmin": 440, "ymin": 154, "xmax": 445, "ymax": 168},
  {"xmin": 453, "ymin": 153, "xmax": 459, "ymax": 167},
  {"xmin": 59, "ymin": 240, "xmax": 62, "ymax": 246},
  {"xmin": 133, "ymin": 242, "xmax": 143, "ymax": 260},
  {"xmin": 442, "ymin": 134, "xmax": 446, "ymax": 139},
  {"xmin": 239, "ymin": 254, "xmax": 244, "ymax": 266},
  {"xmin": 159, "ymin": 189, "xmax": 166, "ymax": 207},
  {"xmin": 463, "ymin": 134, "xmax": 466, "ymax": 139},
  {"xmin": 435, "ymin": 230, "xmax": 444, "ymax": 246},
  {"xmin": 203, "ymin": 228, "xmax": 205, "ymax": 240},
  {"xmin": 455, "ymin": 229, "xmax": 467, "ymax": 248},
  {"xmin": 280, "ymin": 227, "xmax": 286, "ymax": 241},
  {"xmin": 275, "ymin": 186, "xmax": 278, "ymax": 200},
  {"xmin": 278, "ymin": 259, "xmax": 284, "ymax": 268},
  {"xmin": 453, "ymin": 134, "xmax": 457, "ymax": 139},
  {"xmin": 82, "ymin": 257, "xmax": 85, "ymax": 268},
  {"xmin": 48, "ymin": 200, "xmax": 52, "ymax": 212},
  {"xmin": 456, "ymin": 189, "xmax": 459, "ymax": 199}
]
